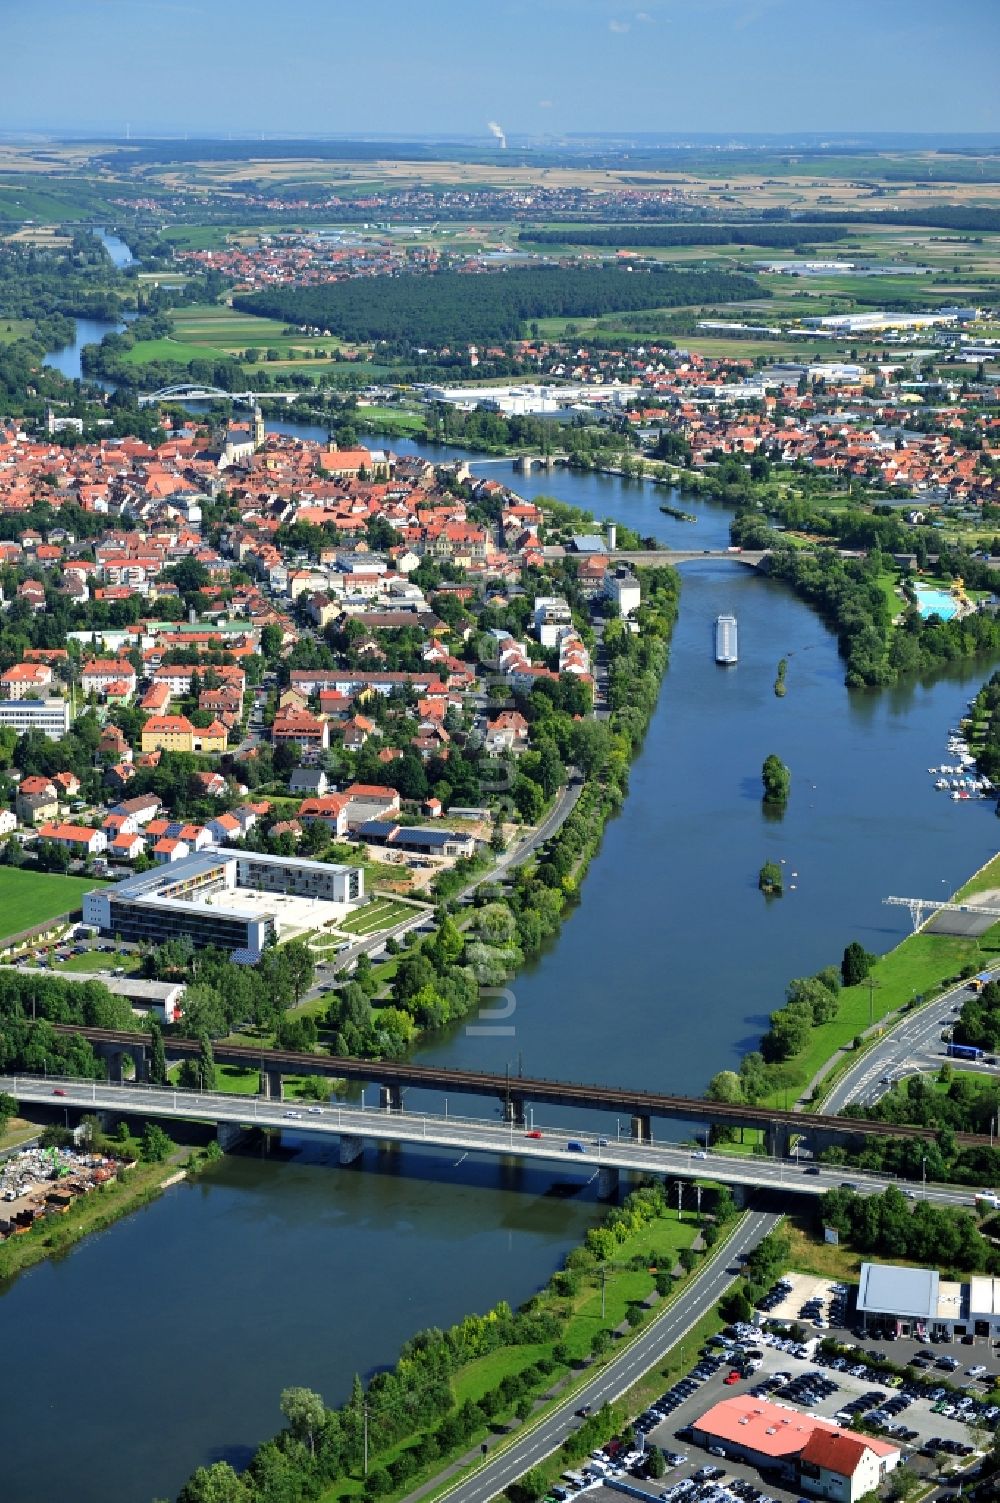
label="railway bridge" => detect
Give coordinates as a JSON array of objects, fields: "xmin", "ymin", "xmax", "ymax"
[{"xmin": 50, "ymin": 1025, "xmax": 991, "ymax": 1162}]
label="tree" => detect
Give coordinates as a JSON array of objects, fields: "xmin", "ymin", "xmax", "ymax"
[
  {"xmin": 177, "ymin": 1462, "xmax": 249, "ymax": 1503},
  {"xmin": 761, "ymin": 754, "xmax": 790, "ymax": 805},
  {"xmin": 0, "ymin": 1089, "xmax": 16, "ymax": 1135},
  {"xmin": 648, "ymin": 1448, "xmax": 666, "ymax": 1479},
  {"xmin": 140, "ymin": 1121, "xmax": 172, "ymax": 1162},
  {"xmin": 279, "ymin": 1385, "xmax": 326, "ymax": 1457},
  {"xmin": 182, "ymin": 1033, "xmax": 215, "ymax": 1092},
  {"xmin": 148, "ymin": 1020, "xmax": 167, "ymax": 1086},
  {"xmin": 706, "ymin": 1070, "xmax": 743, "ymax": 1104},
  {"xmin": 842, "ymin": 941, "xmax": 876, "ymax": 987},
  {"xmin": 282, "ymin": 939, "xmax": 315, "ymax": 1006},
  {"xmin": 179, "ymin": 983, "xmax": 228, "ymax": 1040},
  {"xmin": 507, "ymin": 1468, "xmax": 548, "ymax": 1503},
  {"xmin": 260, "ymin": 623, "xmax": 284, "ymax": 662}
]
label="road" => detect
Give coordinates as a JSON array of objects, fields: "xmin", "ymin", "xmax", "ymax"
[
  {"xmin": 421, "ymin": 1209, "xmax": 780, "ymax": 1503},
  {"xmin": 485, "ymin": 776, "xmax": 585, "ymax": 881},
  {"xmin": 5, "ymin": 1076, "xmax": 978, "ymax": 1207},
  {"xmin": 821, "ymin": 979, "xmax": 990, "ymax": 1113}
]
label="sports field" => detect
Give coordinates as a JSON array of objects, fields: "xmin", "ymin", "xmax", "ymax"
[{"xmin": 0, "ymin": 869, "xmax": 103, "ymax": 943}]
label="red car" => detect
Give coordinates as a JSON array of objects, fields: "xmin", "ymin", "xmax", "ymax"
[
  {"xmin": 525, "ymin": 1129, "xmax": 543, "ymax": 1139},
  {"xmin": 52, "ymin": 1088, "xmax": 67, "ymax": 1097},
  {"xmin": 724, "ymin": 1371, "xmax": 741, "ymax": 1385}
]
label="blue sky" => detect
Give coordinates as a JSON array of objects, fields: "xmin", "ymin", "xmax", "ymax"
[{"xmin": 5, "ymin": 0, "xmax": 999, "ymax": 139}]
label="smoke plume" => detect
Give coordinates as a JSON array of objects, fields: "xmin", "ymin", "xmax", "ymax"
[{"xmin": 487, "ymin": 120, "xmax": 507, "ymax": 150}]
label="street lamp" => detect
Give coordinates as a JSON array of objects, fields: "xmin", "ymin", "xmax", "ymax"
[{"xmin": 921, "ymin": 1155, "xmax": 928, "ymax": 1193}]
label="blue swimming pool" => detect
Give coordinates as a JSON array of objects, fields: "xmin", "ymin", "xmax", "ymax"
[{"xmin": 914, "ymin": 584, "xmax": 958, "ymax": 620}]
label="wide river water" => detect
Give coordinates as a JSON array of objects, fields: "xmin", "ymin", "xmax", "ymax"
[{"xmin": 5, "ymin": 414, "xmax": 1000, "ymax": 1503}]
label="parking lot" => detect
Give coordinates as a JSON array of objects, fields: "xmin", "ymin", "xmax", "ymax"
[{"xmin": 558, "ymin": 1274, "xmax": 998, "ymax": 1503}]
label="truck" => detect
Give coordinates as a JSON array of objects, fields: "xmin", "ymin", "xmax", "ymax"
[
  {"xmin": 948, "ymin": 1042, "xmax": 984, "ymax": 1061},
  {"xmin": 975, "ymin": 1191, "xmax": 1000, "ymax": 1212}
]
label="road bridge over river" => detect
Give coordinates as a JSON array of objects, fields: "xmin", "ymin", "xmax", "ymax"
[
  {"xmin": 611, "ymin": 548, "xmax": 769, "ymax": 567},
  {"xmin": 137, "ymin": 384, "xmax": 299, "ymax": 407},
  {"xmin": 46, "ymin": 1025, "xmax": 994, "ymax": 1161},
  {"xmin": 3, "ymin": 1074, "xmax": 977, "ymax": 1208}
]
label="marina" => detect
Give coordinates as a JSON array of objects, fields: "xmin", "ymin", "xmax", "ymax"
[{"xmin": 927, "ymin": 716, "xmax": 993, "ymax": 800}]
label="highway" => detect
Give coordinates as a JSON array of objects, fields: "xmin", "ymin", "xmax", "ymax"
[
  {"xmin": 414, "ymin": 1209, "xmax": 781, "ymax": 1503},
  {"xmin": 821, "ymin": 978, "xmax": 992, "ymax": 1113},
  {"xmin": 3, "ymin": 1075, "xmax": 978, "ymax": 1207}
]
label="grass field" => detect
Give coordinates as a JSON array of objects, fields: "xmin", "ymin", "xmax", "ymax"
[
  {"xmin": 0, "ymin": 318, "xmax": 33, "ymax": 344},
  {"xmin": 339, "ymin": 897, "xmax": 418, "ymax": 936},
  {"xmin": 52, "ymin": 951, "xmax": 141, "ymax": 975},
  {"xmin": 0, "ymin": 870, "xmax": 104, "ymax": 945}
]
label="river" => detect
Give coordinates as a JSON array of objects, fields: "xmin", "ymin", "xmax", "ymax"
[
  {"xmin": 2, "ymin": 424, "xmax": 999, "ymax": 1503},
  {"xmin": 42, "ymin": 228, "xmax": 136, "ymax": 379}
]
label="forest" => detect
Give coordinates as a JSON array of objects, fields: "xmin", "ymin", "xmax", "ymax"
[
  {"xmin": 0, "ymin": 234, "xmax": 132, "ymax": 325},
  {"xmin": 522, "ymin": 224, "xmax": 850, "ymax": 248},
  {"xmin": 234, "ymin": 264, "xmax": 763, "ymax": 346}
]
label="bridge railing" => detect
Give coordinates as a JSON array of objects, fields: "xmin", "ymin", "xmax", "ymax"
[{"xmin": 2, "ymin": 1073, "xmax": 908, "ymax": 1182}]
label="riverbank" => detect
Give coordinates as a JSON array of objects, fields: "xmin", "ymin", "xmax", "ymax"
[
  {"xmin": 741, "ymin": 851, "xmax": 1000, "ymax": 1118},
  {"xmin": 0, "ymin": 1146, "xmax": 204, "ymax": 1286},
  {"xmin": 169, "ymin": 1181, "xmax": 734, "ymax": 1503}
]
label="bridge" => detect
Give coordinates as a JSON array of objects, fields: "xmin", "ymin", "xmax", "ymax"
[
  {"xmin": 3, "ymin": 1073, "xmax": 976, "ymax": 1208},
  {"xmin": 49, "ymin": 1025, "xmax": 992, "ymax": 1161},
  {"xmin": 137, "ymin": 384, "xmax": 299, "ymax": 408},
  {"xmin": 611, "ymin": 548, "xmax": 769, "ymax": 568}
]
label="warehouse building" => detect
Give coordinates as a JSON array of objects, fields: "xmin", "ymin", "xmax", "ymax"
[{"xmin": 83, "ymin": 850, "xmax": 364, "ymax": 963}]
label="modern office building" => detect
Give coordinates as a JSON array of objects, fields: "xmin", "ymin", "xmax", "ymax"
[
  {"xmin": 83, "ymin": 850, "xmax": 364, "ymax": 963},
  {"xmin": 0, "ymin": 697, "xmax": 70, "ymax": 739}
]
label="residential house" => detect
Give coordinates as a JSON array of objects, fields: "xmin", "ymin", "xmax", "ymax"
[{"xmin": 37, "ymin": 822, "xmax": 106, "ymax": 857}]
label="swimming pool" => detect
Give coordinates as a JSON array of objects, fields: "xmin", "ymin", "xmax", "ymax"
[{"xmin": 914, "ymin": 584, "xmax": 958, "ymax": 620}]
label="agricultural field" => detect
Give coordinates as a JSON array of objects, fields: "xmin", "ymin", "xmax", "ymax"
[
  {"xmin": 0, "ymin": 870, "xmax": 104, "ymax": 945},
  {"xmin": 112, "ymin": 303, "xmax": 352, "ymax": 376}
]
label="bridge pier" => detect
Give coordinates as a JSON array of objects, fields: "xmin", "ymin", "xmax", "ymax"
[
  {"xmin": 501, "ymin": 1094, "xmax": 527, "ymax": 1128},
  {"xmin": 132, "ymin": 1047, "xmax": 149, "ymax": 1085},
  {"xmin": 339, "ymin": 1134, "xmax": 365, "ymax": 1166},
  {"xmin": 217, "ymin": 1121, "xmax": 246, "ymax": 1152},
  {"xmin": 259, "ymin": 1069, "xmax": 283, "ymax": 1101},
  {"xmin": 597, "ymin": 1165, "xmax": 620, "ymax": 1201},
  {"xmin": 105, "ymin": 1049, "xmax": 124, "ymax": 1085},
  {"xmin": 379, "ymin": 1084, "xmax": 403, "ymax": 1113},
  {"xmin": 631, "ymin": 1113, "xmax": 652, "ymax": 1144},
  {"xmin": 765, "ymin": 1121, "xmax": 792, "ymax": 1159}
]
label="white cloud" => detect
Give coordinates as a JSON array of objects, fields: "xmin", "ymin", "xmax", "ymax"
[
  {"xmin": 609, "ymin": 17, "xmax": 631, "ymax": 31},
  {"xmin": 635, "ymin": 9, "xmax": 655, "ymax": 20},
  {"xmin": 538, "ymin": 99, "xmax": 554, "ymax": 108}
]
